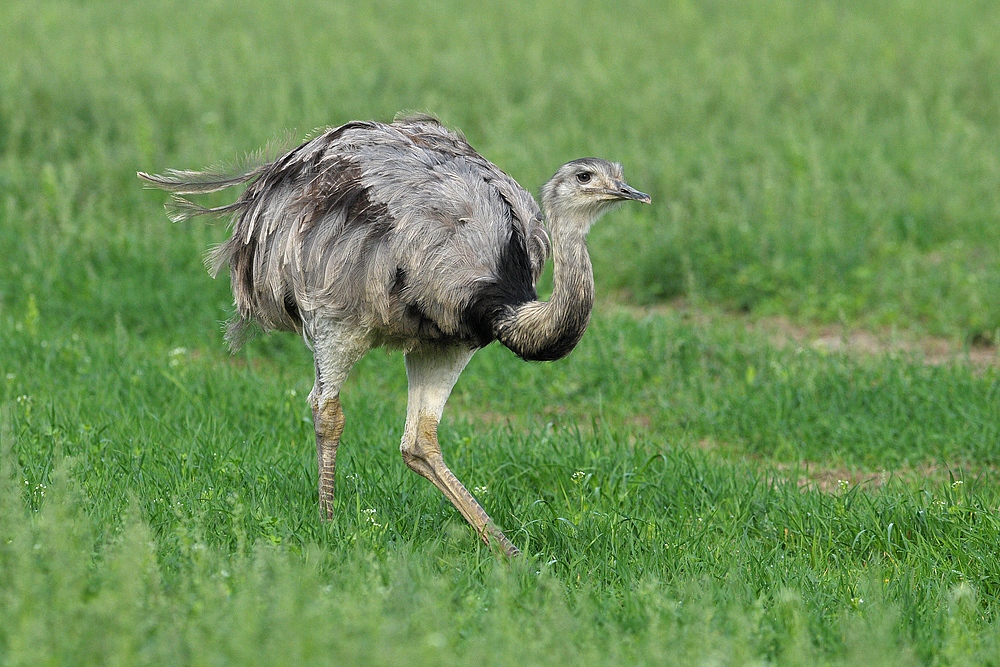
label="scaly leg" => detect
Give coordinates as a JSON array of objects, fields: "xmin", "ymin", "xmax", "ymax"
[
  {"xmin": 400, "ymin": 345, "xmax": 520, "ymax": 557},
  {"xmin": 307, "ymin": 320, "xmax": 369, "ymax": 520},
  {"xmin": 312, "ymin": 394, "xmax": 345, "ymax": 520}
]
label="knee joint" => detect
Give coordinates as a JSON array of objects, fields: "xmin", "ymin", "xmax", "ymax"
[
  {"xmin": 401, "ymin": 414, "xmax": 441, "ymax": 466},
  {"xmin": 313, "ymin": 396, "xmax": 345, "ymax": 440}
]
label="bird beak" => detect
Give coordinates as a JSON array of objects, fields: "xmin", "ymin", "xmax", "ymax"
[{"xmin": 611, "ymin": 181, "xmax": 651, "ymax": 204}]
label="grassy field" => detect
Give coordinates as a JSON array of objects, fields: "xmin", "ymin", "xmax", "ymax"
[{"xmin": 3, "ymin": 0, "xmax": 1000, "ymax": 664}]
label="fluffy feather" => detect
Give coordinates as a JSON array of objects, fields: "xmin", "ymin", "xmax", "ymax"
[{"xmin": 140, "ymin": 116, "xmax": 551, "ymax": 351}]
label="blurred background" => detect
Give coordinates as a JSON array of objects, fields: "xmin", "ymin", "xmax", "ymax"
[
  {"xmin": 3, "ymin": 0, "xmax": 999, "ymax": 345},
  {"xmin": 5, "ymin": 4, "xmax": 1000, "ymax": 661}
]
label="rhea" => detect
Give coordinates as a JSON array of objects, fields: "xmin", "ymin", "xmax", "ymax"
[{"xmin": 139, "ymin": 115, "xmax": 649, "ymax": 557}]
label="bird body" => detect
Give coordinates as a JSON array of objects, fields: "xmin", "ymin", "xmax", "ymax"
[
  {"xmin": 140, "ymin": 114, "xmax": 649, "ymax": 557},
  {"xmin": 152, "ymin": 116, "xmax": 550, "ymax": 354}
]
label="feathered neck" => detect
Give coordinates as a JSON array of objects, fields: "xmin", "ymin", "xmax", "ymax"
[{"xmin": 492, "ymin": 207, "xmax": 595, "ymax": 362}]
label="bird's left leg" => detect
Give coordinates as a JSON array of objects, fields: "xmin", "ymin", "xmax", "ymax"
[
  {"xmin": 308, "ymin": 321, "xmax": 369, "ymax": 520},
  {"xmin": 401, "ymin": 345, "xmax": 520, "ymax": 557}
]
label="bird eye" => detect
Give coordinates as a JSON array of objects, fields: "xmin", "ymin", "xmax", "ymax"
[{"xmin": 576, "ymin": 172, "xmax": 592, "ymax": 184}]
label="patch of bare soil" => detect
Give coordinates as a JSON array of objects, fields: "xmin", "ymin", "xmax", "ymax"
[
  {"xmin": 753, "ymin": 315, "xmax": 998, "ymax": 368},
  {"xmin": 766, "ymin": 461, "xmax": 991, "ymax": 493},
  {"xmin": 695, "ymin": 438, "xmax": 992, "ymax": 494},
  {"xmin": 604, "ymin": 302, "xmax": 999, "ymax": 368}
]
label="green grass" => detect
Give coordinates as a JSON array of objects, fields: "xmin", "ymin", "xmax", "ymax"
[
  {"xmin": 4, "ymin": 316, "xmax": 1000, "ymax": 664},
  {"xmin": 4, "ymin": 0, "xmax": 1000, "ymax": 663}
]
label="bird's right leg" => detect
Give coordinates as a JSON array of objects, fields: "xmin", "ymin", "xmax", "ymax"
[{"xmin": 308, "ymin": 322, "xmax": 369, "ymax": 520}]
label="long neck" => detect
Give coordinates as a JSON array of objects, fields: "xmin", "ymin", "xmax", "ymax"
[{"xmin": 494, "ymin": 215, "xmax": 595, "ymax": 362}]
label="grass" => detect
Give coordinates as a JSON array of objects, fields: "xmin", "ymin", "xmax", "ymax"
[
  {"xmin": 4, "ymin": 315, "xmax": 1000, "ymax": 664},
  {"xmin": 3, "ymin": 0, "xmax": 1000, "ymax": 663}
]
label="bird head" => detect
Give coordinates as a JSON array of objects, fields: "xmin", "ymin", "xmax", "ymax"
[{"xmin": 541, "ymin": 158, "xmax": 650, "ymax": 232}]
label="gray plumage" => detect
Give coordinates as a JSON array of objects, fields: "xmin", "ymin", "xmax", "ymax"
[
  {"xmin": 144, "ymin": 115, "xmax": 549, "ymax": 353},
  {"xmin": 139, "ymin": 114, "xmax": 649, "ymax": 556}
]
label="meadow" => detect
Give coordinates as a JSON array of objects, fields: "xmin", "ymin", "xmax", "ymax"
[{"xmin": 2, "ymin": 0, "xmax": 1000, "ymax": 664}]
